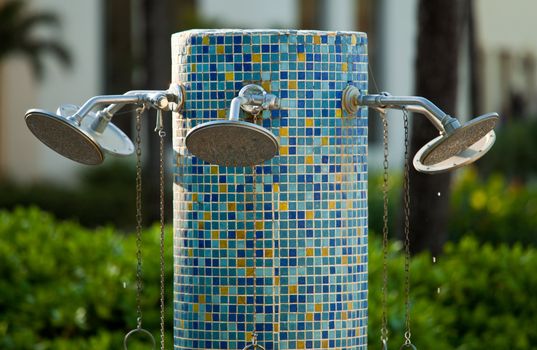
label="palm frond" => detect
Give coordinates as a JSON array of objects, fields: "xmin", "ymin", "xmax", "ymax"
[
  {"xmin": 0, "ymin": 0, "xmax": 71, "ymax": 79},
  {"xmin": 16, "ymin": 12, "xmax": 61, "ymax": 38},
  {"xmin": 0, "ymin": 1, "xmax": 25, "ymax": 45},
  {"xmin": 20, "ymin": 40, "xmax": 72, "ymax": 79},
  {"xmin": 0, "ymin": 0, "xmax": 24, "ymax": 23}
]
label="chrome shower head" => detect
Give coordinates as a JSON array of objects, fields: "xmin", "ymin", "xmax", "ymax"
[
  {"xmin": 341, "ymin": 86, "xmax": 500, "ymax": 173},
  {"xmin": 413, "ymin": 113, "xmax": 498, "ymax": 173},
  {"xmin": 185, "ymin": 84, "xmax": 280, "ymax": 167},
  {"xmin": 185, "ymin": 120, "xmax": 279, "ymax": 167},
  {"xmin": 25, "ymin": 109, "xmax": 104, "ymax": 165},
  {"xmin": 25, "ymin": 84, "xmax": 184, "ymax": 165},
  {"xmin": 25, "ymin": 104, "xmax": 134, "ymax": 165}
]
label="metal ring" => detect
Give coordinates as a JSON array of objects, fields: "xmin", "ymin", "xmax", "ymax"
[
  {"xmin": 399, "ymin": 343, "xmax": 417, "ymax": 350},
  {"xmin": 124, "ymin": 328, "xmax": 156, "ymax": 350}
]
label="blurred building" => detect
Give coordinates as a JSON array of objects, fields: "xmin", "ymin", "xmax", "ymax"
[
  {"xmin": 1, "ymin": 0, "xmax": 536, "ymax": 182},
  {"xmin": 0, "ymin": 0, "xmax": 102, "ymax": 184}
]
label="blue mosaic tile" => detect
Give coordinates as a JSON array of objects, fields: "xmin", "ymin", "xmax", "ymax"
[{"xmin": 172, "ymin": 29, "xmax": 368, "ymax": 350}]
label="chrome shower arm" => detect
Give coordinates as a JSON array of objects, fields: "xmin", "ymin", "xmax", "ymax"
[
  {"xmin": 70, "ymin": 91, "xmax": 168, "ymax": 125},
  {"xmin": 70, "ymin": 95, "xmax": 145, "ymax": 124},
  {"xmin": 228, "ymin": 84, "xmax": 280, "ymax": 121},
  {"xmin": 393, "ymin": 105, "xmax": 445, "ymax": 134},
  {"xmin": 103, "ymin": 92, "xmax": 163, "ymax": 116},
  {"xmin": 358, "ymin": 94, "xmax": 461, "ymax": 134},
  {"xmin": 229, "ymin": 96, "xmax": 248, "ymax": 121},
  {"xmin": 103, "ymin": 88, "xmax": 183, "ymax": 116},
  {"xmin": 342, "ymin": 86, "xmax": 462, "ymax": 134},
  {"xmin": 90, "ymin": 91, "xmax": 171, "ymax": 133},
  {"xmin": 78, "ymin": 83, "xmax": 184, "ymax": 134}
]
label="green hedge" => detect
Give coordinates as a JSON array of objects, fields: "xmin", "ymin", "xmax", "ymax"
[
  {"xmin": 369, "ymin": 167, "xmax": 537, "ymax": 246},
  {"xmin": 0, "ymin": 207, "xmax": 173, "ymax": 349},
  {"xmin": 368, "ymin": 233, "xmax": 537, "ymax": 349},
  {"xmin": 2, "ymin": 208, "xmax": 537, "ymax": 349},
  {"xmin": 477, "ymin": 118, "xmax": 537, "ymax": 181},
  {"xmin": 450, "ymin": 168, "xmax": 537, "ymax": 246}
]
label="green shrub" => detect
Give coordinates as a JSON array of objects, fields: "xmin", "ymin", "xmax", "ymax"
[
  {"xmin": 368, "ymin": 171, "xmax": 402, "ymax": 240},
  {"xmin": 369, "ymin": 167, "xmax": 537, "ymax": 247},
  {"xmin": 0, "ymin": 207, "xmax": 173, "ymax": 349},
  {"xmin": 450, "ymin": 168, "xmax": 537, "ymax": 246},
  {"xmin": 3, "ymin": 207, "xmax": 537, "ymax": 349},
  {"xmin": 368, "ymin": 233, "xmax": 537, "ymax": 349},
  {"xmin": 478, "ymin": 118, "xmax": 537, "ymax": 181}
]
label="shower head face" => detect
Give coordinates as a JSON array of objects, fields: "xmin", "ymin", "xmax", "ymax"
[
  {"xmin": 414, "ymin": 113, "xmax": 498, "ymax": 173},
  {"xmin": 185, "ymin": 120, "xmax": 279, "ymax": 167},
  {"xmin": 25, "ymin": 109, "xmax": 104, "ymax": 165}
]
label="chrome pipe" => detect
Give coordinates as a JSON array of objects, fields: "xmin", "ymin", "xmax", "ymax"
[
  {"xmin": 342, "ymin": 86, "xmax": 462, "ymax": 134},
  {"xmin": 393, "ymin": 105, "xmax": 446, "ymax": 135},
  {"xmin": 357, "ymin": 94, "xmax": 461, "ymax": 133},
  {"xmin": 87, "ymin": 86, "xmax": 183, "ymax": 133},
  {"xmin": 70, "ymin": 95, "xmax": 144, "ymax": 125},
  {"xmin": 229, "ymin": 96, "xmax": 248, "ymax": 121}
]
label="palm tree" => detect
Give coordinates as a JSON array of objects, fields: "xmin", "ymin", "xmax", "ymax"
[
  {"xmin": 407, "ymin": 0, "xmax": 463, "ymax": 255},
  {"xmin": 0, "ymin": 0, "xmax": 71, "ymax": 79}
]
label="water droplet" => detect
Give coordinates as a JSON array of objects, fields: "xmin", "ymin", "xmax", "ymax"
[
  {"xmin": 437, "ymin": 192, "xmax": 441, "ymax": 197},
  {"xmin": 432, "ymin": 256, "xmax": 436, "ymax": 263},
  {"xmin": 123, "ymin": 282, "xmax": 127, "ymax": 289},
  {"xmin": 437, "ymin": 287, "xmax": 441, "ymax": 294}
]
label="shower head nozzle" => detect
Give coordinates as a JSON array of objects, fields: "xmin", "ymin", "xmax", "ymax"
[
  {"xmin": 413, "ymin": 113, "xmax": 498, "ymax": 173},
  {"xmin": 25, "ymin": 84, "xmax": 184, "ymax": 165},
  {"xmin": 185, "ymin": 120, "xmax": 279, "ymax": 167},
  {"xmin": 185, "ymin": 84, "xmax": 280, "ymax": 167},
  {"xmin": 25, "ymin": 109, "xmax": 105, "ymax": 165},
  {"xmin": 341, "ymin": 86, "xmax": 500, "ymax": 173},
  {"xmin": 25, "ymin": 105, "xmax": 134, "ymax": 165}
]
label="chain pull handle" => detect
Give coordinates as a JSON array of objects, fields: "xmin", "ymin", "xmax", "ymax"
[
  {"xmin": 240, "ymin": 167, "xmax": 266, "ymax": 350},
  {"xmin": 242, "ymin": 332, "xmax": 266, "ymax": 350},
  {"xmin": 400, "ymin": 108, "xmax": 416, "ymax": 350},
  {"xmin": 124, "ymin": 105, "xmax": 156, "ymax": 350},
  {"xmin": 380, "ymin": 110, "xmax": 390, "ymax": 349},
  {"xmin": 157, "ymin": 110, "xmax": 166, "ymax": 350},
  {"xmin": 155, "ymin": 109, "xmax": 166, "ymax": 137},
  {"xmin": 135, "ymin": 105, "xmax": 145, "ymax": 329}
]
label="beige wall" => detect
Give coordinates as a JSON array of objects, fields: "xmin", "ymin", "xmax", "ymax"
[
  {"xmin": 0, "ymin": 59, "xmax": 38, "ymax": 182},
  {"xmin": 0, "ymin": 0, "xmax": 103, "ymax": 184},
  {"xmin": 477, "ymin": 0, "xmax": 537, "ymax": 51},
  {"xmin": 198, "ymin": 0, "xmax": 299, "ymax": 28},
  {"xmin": 476, "ymin": 0, "xmax": 537, "ymax": 117}
]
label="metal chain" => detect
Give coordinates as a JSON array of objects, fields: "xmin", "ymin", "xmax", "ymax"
[
  {"xmin": 135, "ymin": 105, "xmax": 146, "ymax": 330},
  {"xmin": 401, "ymin": 109, "xmax": 414, "ymax": 349},
  {"xmin": 248, "ymin": 112, "xmax": 260, "ymax": 349},
  {"xmin": 380, "ymin": 110, "xmax": 389, "ymax": 350},
  {"xmin": 158, "ymin": 117, "xmax": 166, "ymax": 350},
  {"xmin": 243, "ymin": 165, "xmax": 265, "ymax": 350},
  {"xmin": 251, "ymin": 165, "xmax": 258, "ymax": 346}
]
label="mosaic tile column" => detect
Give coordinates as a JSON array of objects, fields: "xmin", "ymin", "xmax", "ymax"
[{"xmin": 172, "ymin": 29, "xmax": 368, "ymax": 350}]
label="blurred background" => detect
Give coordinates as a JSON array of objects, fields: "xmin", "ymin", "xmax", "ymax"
[{"xmin": 1, "ymin": 0, "xmax": 537, "ymax": 349}]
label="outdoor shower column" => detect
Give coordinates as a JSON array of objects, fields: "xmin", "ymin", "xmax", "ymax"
[{"xmin": 172, "ymin": 29, "xmax": 369, "ymax": 349}]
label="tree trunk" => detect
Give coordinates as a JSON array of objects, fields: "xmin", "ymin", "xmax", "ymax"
[
  {"xmin": 299, "ymin": 0, "xmax": 325, "ymax": 29},
  {"xmin": 407, "ymin": 0, "xmax": 462, "ymax": 255},
  {"xmin": 141, "ymin": 0, "xmax": 172, "ymax": 224},
  {"xmin": 103, "ymin": 0, "xmax": 133, "ymax": 135},
  {"xmin": 141, "ymin": 0, "xmax": 195, "ymax": 224}
]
